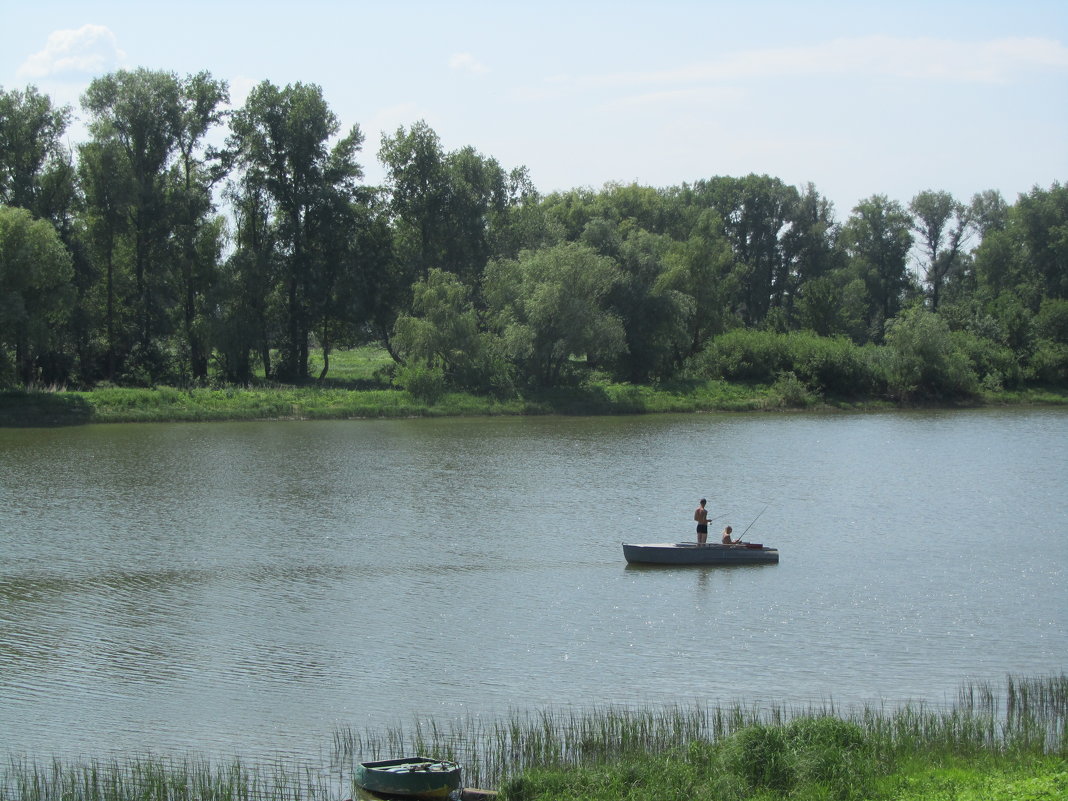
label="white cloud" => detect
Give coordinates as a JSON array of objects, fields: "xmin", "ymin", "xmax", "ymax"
[
  {"xmin": 797, "ymin": 36, "xmax": 1068, "ymax": 84},
  {"xmin": 597, "ymin": 86, "xmax": 746, "ymax": 111},
  {"xmin": 17, "ymin": 24, "xmax": 126, "ymax": 79},
  {"xmin": 533, "ymin": 35, "xmax": 1068, "ymax": 97},
  {"xmin": 448, "ymin": 52, "xmax": 488, "ymax": 75}
]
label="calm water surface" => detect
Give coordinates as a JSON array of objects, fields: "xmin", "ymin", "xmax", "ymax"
[{"xmin": 1, "ymin": 409, "xmax": 1065, "ymax": 764}]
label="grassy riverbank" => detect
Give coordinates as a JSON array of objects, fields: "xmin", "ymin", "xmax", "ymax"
[
  {"xmin": 0, "ymin": 380, "xmax": 787, "ymax": 425},
  {"xmin": 1, "ymin": 345, "xmax": 1066, "ymax": 426},
  {"xmin": 2, "ymin": 380, "xmax": 1066, "ymax": 427},
  {"xmin": 10, "ymin": 676, "xmax": 1059, "ymax": 801}
]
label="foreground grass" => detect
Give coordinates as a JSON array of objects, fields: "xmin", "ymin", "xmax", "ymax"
[
  {"xmin": 3, "ymin": 676, "xmax": 1066, "ymax": 800},
  {"xmin": 331, "ymin": 675, "xmax": 1068, "ymax": 797},
  {"xmin": 874, "ymin": 756, "xmax": 1066, "ymax": 801},
  {"xmin": 500, "ymin": 750, "xmax": 1066, "ymax": 801},
  {"xmin": 1, "ymin": 757, "xmax": 340, "ymax": 801}
]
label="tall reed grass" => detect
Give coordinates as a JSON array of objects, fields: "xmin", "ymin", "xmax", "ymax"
[
  {"xmin": 333, "ymin": 674, "xmax": 1067, "ymax": 790},
  {"xmin": 0, "ymin": 756, "xmax": 340, "ymax": 801},
  {"xmin": 4, "ymin": 675, "xmax": 1063, "ymax": 799}
]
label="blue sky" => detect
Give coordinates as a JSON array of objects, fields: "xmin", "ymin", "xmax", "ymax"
[{"xmin": 2, "ymin": 1, "xmax": 1066, "ymax": 217}]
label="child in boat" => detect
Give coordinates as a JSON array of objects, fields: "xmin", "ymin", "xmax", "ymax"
[{"xmin": 721, "ymin": 525, "xmax": 736, "ymax": 544}]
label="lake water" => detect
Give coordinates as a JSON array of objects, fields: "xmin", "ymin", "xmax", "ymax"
[{"xmin": 1, "ymin": 408, "xmax": 1065, "ymax": 766}]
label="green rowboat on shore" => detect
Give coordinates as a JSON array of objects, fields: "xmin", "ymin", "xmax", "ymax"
[{"xmin": 354, "ymin": 757, "xmax": 462, "ymax": 799}]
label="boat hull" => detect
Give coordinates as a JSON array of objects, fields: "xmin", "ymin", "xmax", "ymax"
[
  {"xmin": 355, "ymin": 757, "xmax": 462, "ymax": 799},
  {"xmin": 623, "ymin": 542, "xmax": 779, "ymax": 565}
]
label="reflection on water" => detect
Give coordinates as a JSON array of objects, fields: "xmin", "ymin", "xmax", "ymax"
[{"xmin": 0, "ymin": 409, "xmax": 1065, "ymax": 764}]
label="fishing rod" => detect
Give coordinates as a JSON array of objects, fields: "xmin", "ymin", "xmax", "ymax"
[{"xmin": 738, "ymin": 503, "xmax": 770, "ymax": 540}]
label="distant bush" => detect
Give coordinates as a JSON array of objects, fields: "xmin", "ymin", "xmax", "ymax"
[
  {"xmin": 786, "ymin": 334, "xmax": 877, "ymax": 396},
  {"xmin": 685, "ymin": 329, "xmax": 878, "ymax": 397},
  {"xmin": 685, "ymin": 312, "xmax": 1023, "ymax": 402},
  {"xmin": 1029, "ymin": 341, "xmax": 1068, "ymax": 385},
  {"xmin": 686, "ymin": 329, "xmax": 788, "ymax": 383},
  {"xmin": 1035, "ymin": 298, "xmax": 1068, "ymax": 344},
  {"xmin": 393, "ymin": 364, "xmax": 447, "ymax": 405},
  {"xmin": 950, "ymin": 330, "xmax": 1024, "ymax": 390},
  {"xmin": 882, "ymin": 307, "xmax": 979, "ymax": 401},
  {"xmin": 767, "ymin": 371, "xmax": 817, "ymax": 408}
]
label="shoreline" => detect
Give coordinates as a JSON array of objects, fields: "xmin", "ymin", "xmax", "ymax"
[
  {"xmin": 1, "ymin": 383, "xmax": 1066, "ymax": 427},
  {"xmin": 3, "ymin": 675, "xmax": 1065, "ymax": 799}
]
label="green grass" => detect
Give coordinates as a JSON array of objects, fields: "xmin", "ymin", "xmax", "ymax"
[
  {"xmin": 498, "ymin": 751, "xmax": 1067, "ymax": 801},
  {"xmin": 331, "ymin": 675, "xmax": 1067, "ymax": 796},
  {"xmin": 1, "ymin": 346, "xmax": 1066, "ymax": 426},
  {"xmin": 872, "ymin": 756, "xmax": 1067, "ymax": 801},
  {"xmin": 80, "ymin": 385, "xmax": 433, "ymax": 422},
  {"xmin": 308, "ymin": 345, "xmax": 395, "ymax": 387},
  {"xmin": 2, "ymin": 676, "xmax": 1066, "ymax": 800}
]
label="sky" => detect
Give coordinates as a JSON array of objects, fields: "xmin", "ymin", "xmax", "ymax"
[{"xmin": 2, "ymin": 0, "xmax": 1066, "ymax": 218}]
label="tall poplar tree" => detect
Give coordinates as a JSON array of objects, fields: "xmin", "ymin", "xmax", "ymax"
[
  {"xmin": 81, "ymin": 68, "xmax": 227, "ymax": 381},
  {"xmin": 169, "ymin": 71, "xmax": 229, "ymax": 379},
  {"xmin": 910, "ymin": 190, "xmax": 971, "ymax": 311},
  {"xmin": 78, "ymin": 138, "xmax": 134, "ymax": 380},
  {"xmin": 226, "ymin": 80, "xmax": 366, "ymax": 381},
  {"xmin": 842, "ymin": 195, "xmax": 914, "ymax": 340}
]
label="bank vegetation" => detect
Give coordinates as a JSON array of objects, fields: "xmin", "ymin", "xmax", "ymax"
[
  {"xmin": 1, "ymin": 74, "xmax": 1067, "ymax": 418},
  {"xmin": 3, "ymin": 675, "xmax": 1065, "ymax": 800}
]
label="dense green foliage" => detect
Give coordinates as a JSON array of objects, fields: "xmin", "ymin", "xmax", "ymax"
[{"xmin": 1, "ymin": 75, "xmax": 1066, "ymax": 401}]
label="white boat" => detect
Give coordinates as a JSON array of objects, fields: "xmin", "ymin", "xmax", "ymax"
[{"xmin": 622, "ymin": 541, "xmax": 779, "ymax": 565}]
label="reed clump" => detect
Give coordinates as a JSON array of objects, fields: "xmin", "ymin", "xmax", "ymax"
[
  {"xmin": 0, "ymin": 756, "xmax": 339, "ymax": 801},
  {"xmin": 332, "ymin": 674, "xmax": 1067, "ymax": 795},
  {"xmin": 4, "ymin": 675, "xmax": 1064, "ymax": 800}
]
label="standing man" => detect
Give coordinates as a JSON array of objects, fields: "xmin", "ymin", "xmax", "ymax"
[{"xmin": 694, "ymin": 498, "xmax": 710, "ymax": 544}]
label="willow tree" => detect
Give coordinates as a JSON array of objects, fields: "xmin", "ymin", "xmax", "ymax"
[
  {"xmin": 0, "ymin": 85, "xmax": 74, "ymax": 225},
  {"xmin": 0, "ymin": 206, "xmax": 74, "ymax": 385},
  {"xmin": 0, "ymin": 85, "xmax": 80, "ymax": 383},
  {"xmin": 657, "ymin": 209, "xmax": 738, "ymax": 359},
  {"xmin": 379, "ymin": 121, "xmax": 449, "ymax": 286},
  {"xmin": 484, "ymin": 242, "xmax": 626, "ymax": 387}
]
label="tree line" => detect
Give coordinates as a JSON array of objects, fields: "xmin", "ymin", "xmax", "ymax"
[{"xmin": 1, "ymin": 68, "xmax": 1066, "ymax": 400}]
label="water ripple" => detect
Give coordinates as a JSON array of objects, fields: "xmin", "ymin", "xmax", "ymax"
[{"xmin": 0, "ymin": 410, "xmax": 1065, "ymax": 763}]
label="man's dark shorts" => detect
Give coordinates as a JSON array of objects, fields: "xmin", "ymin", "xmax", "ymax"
[{"xmin": 696, "ymin": 524, "xmax": 708, "ymax": 534}]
